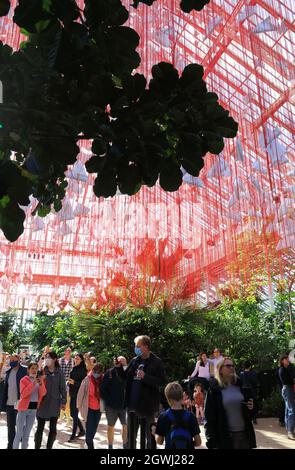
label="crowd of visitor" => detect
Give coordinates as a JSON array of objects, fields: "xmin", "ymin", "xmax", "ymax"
[{"xmin": 0, "ymin": 338, "xmax": 294, "ymax": 449}]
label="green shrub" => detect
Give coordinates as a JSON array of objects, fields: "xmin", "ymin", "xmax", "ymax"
[
  {"xmin": 259, "ymin": 386, "xmax": 283, "ymax": 418},
  {"xmin": 27, "ymin": 295, "xmax": 292, "ymax": 382}
]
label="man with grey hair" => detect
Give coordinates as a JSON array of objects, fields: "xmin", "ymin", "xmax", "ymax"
[{"xmin": 124, "ymin": 335, "xmax": 166, "ymax": 449}]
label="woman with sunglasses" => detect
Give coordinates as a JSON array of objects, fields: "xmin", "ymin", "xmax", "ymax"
[{"xmin": 204, "ymin": 357, "xmax": 256, "ymax": 449}]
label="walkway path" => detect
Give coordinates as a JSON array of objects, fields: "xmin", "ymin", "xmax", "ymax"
[{"xmin": 0, "ymin": 413, "xmax": 294, "ymax": 449}]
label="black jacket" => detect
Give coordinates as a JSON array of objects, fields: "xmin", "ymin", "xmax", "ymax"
[
  {"xmin": 100, "ymin": 366, "xmax": 126, "ymax": 410},
  {"xmin": 239, "ymin": 370, "xmax": 259, "ymax": 399},
  {"xmin": 125, "ymin": 352, "xmax": 166, "ymax": 416},
  {"xmin": 204, "ymin": 378, "xmax": 256, "ymax": 449},
  {"xmin": 69, "ymin": 364, "xmax": 87, "ymax": 398},
  {"xmin": 1, "ymin": 365, "xmax": 27, "ymax": 410},
  {"xmin": 278, "ymin": 364, "xmax": 295, "ymax": 386}
]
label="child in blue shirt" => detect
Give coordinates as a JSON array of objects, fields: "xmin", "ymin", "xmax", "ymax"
[{"xmin": 152, "ymin": 382, "xmax": 201, "ymax": 449}]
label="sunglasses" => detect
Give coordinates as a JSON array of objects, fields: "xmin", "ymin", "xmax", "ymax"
[{"xmin": 222, "ymin": 364, "xmax": 235, "ymax": 369}]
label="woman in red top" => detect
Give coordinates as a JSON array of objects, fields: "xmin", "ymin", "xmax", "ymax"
[
  {"xmin": 13, "ymin": 363, "xmax": 46, "ymax": 449},
  {"xmin": 77, "ymin": 363, "xmax": 104, "ymax": 449}
]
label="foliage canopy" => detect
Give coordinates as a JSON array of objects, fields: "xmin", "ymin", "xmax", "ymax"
[
  {"xmin": 27, "ymin": 291, "xmax": 292, "ymax": 381},
  {"xmin": 0, "ymin": 0, "xmax": 238, "ymax": 241}
]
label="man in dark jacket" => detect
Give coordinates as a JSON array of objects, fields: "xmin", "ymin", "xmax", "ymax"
[
  {"xmin": 1, "ymin": 354, "xmax": 27, "ymax": 449},
  {"xmin": 278, "ymin": 354, "xmax": 295, "ymax": 440},
  {"xmin": 68, "ymin": 353, "xmax": 87, "ymax": 442},
  {"xmin": 239, "ymin": 362, "xmax": 259, "ymax": 424},
  {"xmin": 100, "ymin": 356, "xmax": 128, "ymax": 449},
  {"xmin": 125, "ymin": 335, "xmax": 166, "ymax": 449}
]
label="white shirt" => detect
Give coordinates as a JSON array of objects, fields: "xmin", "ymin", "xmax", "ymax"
[
  {"xmin": 211, "ymin": 355, "xmax": 224, "ymax": 374},
  {"xmin": 191, "ymin": 360, "xmax": 212, "ymax": 379}
]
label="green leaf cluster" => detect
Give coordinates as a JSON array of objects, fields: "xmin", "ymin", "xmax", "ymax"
[
  {"xmin": 132, "ymin": 0, "xmax": 210, "ymax": 13},
  {"xmin": 28, "ymin": 290, "xmax": 292, "ymax": 381},
  {"xmin": 0, "ymin": 310, "xmax": 30, "ymax": 352},
  {"xmin": 0, "ymin": 0, "xmax": 237, "ymax": 241}
]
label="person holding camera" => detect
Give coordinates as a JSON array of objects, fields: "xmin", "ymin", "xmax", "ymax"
[
  {"xmin": 13, "ymin": 362, "xmax": 47, "ymax": 449},
  {"xmin": 100, "ymin": 356, "xmax": 128, "ymax": 449},
  {"xmin": 84, "ymin": 352, "xmax": 97, "ymax": 372},
  {"xmin": 67, "ymin": 353, "xmax": 87, "ymax": 442},
  {"xmin": 205, "ymin": 357, "xmax": 256, "ymax": 449},
  {"xmin": 37, "ymin": 345, "xmax": 51, "ymax": 371},
  {"xmin": 35, "ymin": 351, "xmax": 67, "ymax": 449},
  {"xmin": 20, "ymin": 350, "xmax": 31, "ymax": 367}
]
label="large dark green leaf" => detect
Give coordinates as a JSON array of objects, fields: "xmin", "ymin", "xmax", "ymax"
[
  {"xmin": 159, "ymin": 162, "xmax": 183, "ymax": 192},
  {"xmin": 0, "ymin": 161, "xmax": 32, "ymax": 205},
  {"xmin": 203, "ymin": 92, "xmax": 219, "ymax": 103},
  {"xmin": 205, "ymin": 102, "xmax": 227, "ymax": 120},
  {"xmin": 202, "ymin": 131, "xmax": 225, "ymax": 154},
  {"xmin": 140, "ymin": 150, "xmax": 161, "ymax": 187},
  {"xmin": 106, "ymin": 27, "xmax": 141, "ymax": 75},
  {"xmin": 181, "ymin": 156, "xmax": 204, "ymax": 176},
  {"xmin": 51, "ymin": 0, "xmax": 80, "ymax": 24},
  {"xmin": 0, "ymin": 41, "xmax": 13, "ymax": 63},
  {"xmin": 0, "ymin": 0, "xmax": 10, "ymax": 17},
  {"xmin": 150, "ymin": 62, "xmax": 179, "ymax": 95},
  {"xmin": 85, "ymin": 155, "xmax": 106, "ymax": 174},
  {"xmin": 122, "ymin": 74, "xmax": 146, "ymax": 102},
  {"xmin": 180, "ymin": 63, "xmax": 204, "ymax": 84},
  {"xmin": 132, "ymin": 0, "xmax": 210, "ymax": 11},
  {"xmin": 93, "ymin": 169, "xmax": 117, "ymax": 198},
  {"xmin": 84, "ymin": 0, "xmax": 129, "ymax": 27},
  {"xmin": 117, "ymin": 164, "xmax": 142, "ymax": 196},
  {"xmin": 14, "ymin": 0, "xmax": 53, "ymax": 33},
  {"xmin": 132, "ymin": 0, "xmax": 155, "ymax": 7},
  {"xmin": 180, "ymin": 0, "xmax": 210, "ymax": 13},
  {"xmin": 92, "ymin": 139, "xmax": 107, "ymax": 157},
  {"xmin": 216, "ymin": 116, "xmax": 238, "ymax": 138},
  {"xmin": 54, "ymin": 139, "xmax": 79, "ymax": 164},
  {"xmin": 0, "ymin": 199, "xmax": 26, "ymax": 242}
]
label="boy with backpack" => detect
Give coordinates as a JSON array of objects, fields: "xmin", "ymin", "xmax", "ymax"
[{"xmin": 152, "ymin": 382, "xmax": 202, "ymax": 449}]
